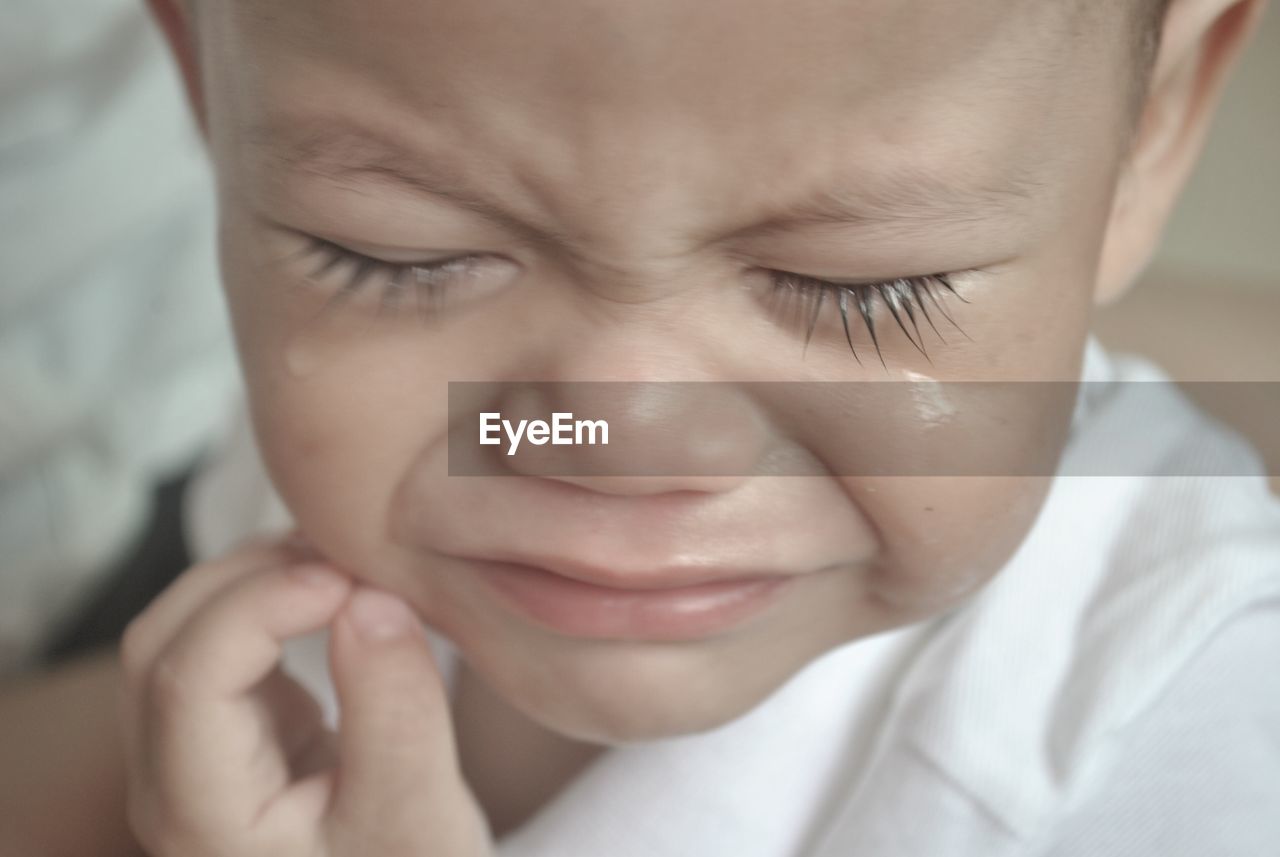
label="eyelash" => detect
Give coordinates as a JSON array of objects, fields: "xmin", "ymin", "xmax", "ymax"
[
  {"xmin": 300, "ymin": 238, "xmax": 971, "ymax": 365},
  {"xmin": 301, "ymin": 238, "xmax": 484, "ymax": 317},
  {"xmin": 766, "ymin": 270, "xmax": 971, "ymax": 366}
]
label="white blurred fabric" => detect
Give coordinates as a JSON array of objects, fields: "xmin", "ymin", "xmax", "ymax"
[
  {"xmin": 0, "ymin": 1, "xmax": 237, "ymax": 673},
  {"xmin": 186, "ymin": 336, "xmax": 1280, "ymax": 856}
]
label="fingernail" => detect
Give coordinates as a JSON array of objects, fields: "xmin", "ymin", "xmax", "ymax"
[{"xmin": 348, "ymin": 588, "xmax": 418, "ymax": 642}]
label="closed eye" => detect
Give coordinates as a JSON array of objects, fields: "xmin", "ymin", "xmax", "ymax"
[
  {"xmin": 296, "ymin": 236, "xmax": 971, "ymax": 365},
  {"xmin": 764, "ymin": 270, "xmax": 972, "ymax": 367},
  {"xmin": 300, "ymin": 237, "xmax": 514, "ymax": 317}
]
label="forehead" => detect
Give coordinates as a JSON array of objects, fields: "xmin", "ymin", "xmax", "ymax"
[
  {"xmin": 219, "ymin": 0, "xmax": 1101, "ymax": 90},
  {"xmin": 202, "ymin": 0, "xmax": 1129, "ymax": 249}
]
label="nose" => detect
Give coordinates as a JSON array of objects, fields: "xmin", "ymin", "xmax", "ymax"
[
  {"xmin": 492, "ymin": 378, "xmax": 768, "ymax": 494},
  {"xmin": 476, "ymin": 307, "xmax": 772, "ymax": 494}
]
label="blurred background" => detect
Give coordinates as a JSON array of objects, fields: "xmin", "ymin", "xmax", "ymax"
[{"xmin": 1147, "ymin": 6, "xmax": 1280, "ymax": 293}]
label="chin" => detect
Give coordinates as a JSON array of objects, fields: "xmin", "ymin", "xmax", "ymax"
[
  {"xmin": 493, "ymin": 636, "xmax": 812, "ymax": 746},
  {"xmin": 535, "ymin": 693, "xmax": 744, "ymax": 746}
]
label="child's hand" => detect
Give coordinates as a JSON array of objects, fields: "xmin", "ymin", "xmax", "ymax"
[{"xmin": 119, "ymin": 535, "xmax": 493, "ymax": 856}]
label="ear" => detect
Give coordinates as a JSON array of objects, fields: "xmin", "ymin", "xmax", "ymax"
[
  {"xmin": 147, "ymin": 0, "xmax": 208, "ymax": 134},
  {"xmin": 1093, "ymin": 0, "xmax": 1266, "ymax": 306}
]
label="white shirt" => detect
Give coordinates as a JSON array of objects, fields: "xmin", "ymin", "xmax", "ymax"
[
  {"xmin": 0, "ymin": 1, "xmax": 237, "ymax": 672},
  {"xmin": 186, "ymin": 337, "xmax": 1280, "ymax": 856}
]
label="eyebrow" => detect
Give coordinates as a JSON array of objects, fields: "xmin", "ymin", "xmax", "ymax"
[
  {"xmin": 732, "ymin": 163, "xmax": 1042, "ymax": 241},
  {"xmin": 246, "ymin": 118, "xmax": 1041, "ymax": 247},
  {"xmin": 246, "ymin": 119, "xmax": 573, "ymax": 249}
]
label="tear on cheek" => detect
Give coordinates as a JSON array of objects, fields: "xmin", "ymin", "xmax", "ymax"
[{"xmin": 901, "ymin": 369, "xmax": 960, "ymax": 428}]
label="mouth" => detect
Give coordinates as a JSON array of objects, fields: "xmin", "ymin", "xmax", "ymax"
[
  {"xmin": 461, "ymin": 557, "xmax": 797, "ymax": 641},
  {"xmin": 473, "ymin": 552, "xmax": 794, "ymax": 591}
]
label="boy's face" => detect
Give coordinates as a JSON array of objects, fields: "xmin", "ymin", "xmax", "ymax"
[{"xmin": 197, "ymin": 0, "xmax": 1138, "ymax": 741}]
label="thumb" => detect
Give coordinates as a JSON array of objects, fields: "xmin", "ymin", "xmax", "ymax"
[{"xmin": 326, "ymin": 587, "xmax": 490, "ymax": 852}]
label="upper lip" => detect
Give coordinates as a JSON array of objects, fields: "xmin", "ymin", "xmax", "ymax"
[{"xmin": 463, "ymin": 553, "xmax": 792, "ymax": 591}]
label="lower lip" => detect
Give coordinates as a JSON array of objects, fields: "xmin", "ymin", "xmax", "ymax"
[{"xmin": 470, "ymin": 561, "xmax": 794, "ymax": 641}]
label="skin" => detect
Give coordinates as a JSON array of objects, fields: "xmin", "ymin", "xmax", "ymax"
[{"xmin": 118, "ymin": 0, "xmax": 1264, "ymax": 851}]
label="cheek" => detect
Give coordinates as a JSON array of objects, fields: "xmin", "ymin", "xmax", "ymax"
[
  {"xmin": 250, "ymin": 375, "xmax": 436, "ymax": 571},
  {"xmin": 845, "ymin": 476, "xmax": 1051, "ymax": 614},
  {"xmin": 218, "ymin": 222, "xmax": 458, "ymax": 573}
]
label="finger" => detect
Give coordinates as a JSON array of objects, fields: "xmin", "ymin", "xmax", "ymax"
[
  {"xmin": 138, "ymin": 563, "xmax": 352, "ymax": 839},
  {"xmin": 326, "ymin": 588, "xmax": 490, "ymax": 853},
  {"xmin": 120, "ymin": 537, "xmax": 303, "ymax": 841},
  {"xmin": 120, "ymin": 531, "xmax": 314, "ymax": 687}
]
